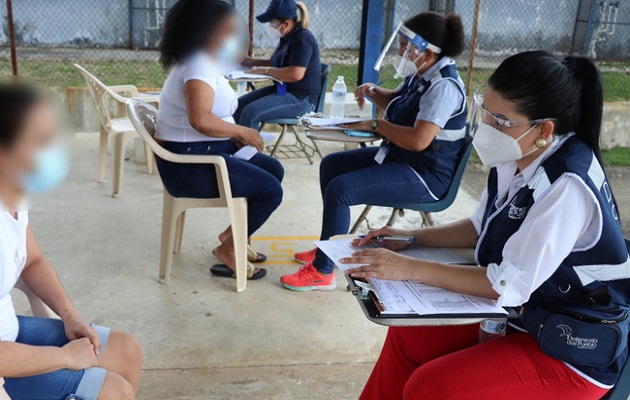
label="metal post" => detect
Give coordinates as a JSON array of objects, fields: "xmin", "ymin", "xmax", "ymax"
[
  {"xmin": 248, "ymin": 0, "xmax": 254, "ymax": 56},
  {"xmin": 465, "ymin": 0, "xmax": 481, "ymax": 98},
  {"xmin": 583, "ymin": 0, "xmax": 598, "ymax": 54},
  {"xmin": 127, "ymin": 0, "xmax": 134, "ymax": 49},
  {"xmin": 358, "ymin": 0, "xmax": 385, "ymax": 86},
  {"xmin": 6, "ymin": 0, "xmax": 18, "ymax": 75}
]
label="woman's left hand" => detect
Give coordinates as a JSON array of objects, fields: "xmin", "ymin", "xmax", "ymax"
[
  {"xmin": 63, "ymin": 316, "xmax": 101, "ymax": 356},
  {"xmin": 341, "ymin": 248, "xmax": 421, "ymax": 280},
  {"xmin": 340, "ymin": 120, "xmax": 373, "ymax": 132}
]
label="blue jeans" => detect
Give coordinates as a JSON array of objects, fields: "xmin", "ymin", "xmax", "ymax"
[
  {"xmin": 313, "ymin": 147, "xmax": 435, "ymax": 274},
  {"xmin": 156, "ymin": 140, "xmax": 284, "ymax": 237},
  {"xmin": 5, "ymin": 316, "xmax": 111, "ymax": 400},
  {"xmin": 234, "ymin": 86, "xmax": 315, "ymax": 129}
]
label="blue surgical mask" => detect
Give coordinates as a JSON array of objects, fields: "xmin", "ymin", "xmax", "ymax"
[
  {"xmin": 21, "ymin": 143, "xmax": 70, "ymax": 193},
  {"xmin": 217, "ymin": 36, "xmax": 241, "ymax": 64}
]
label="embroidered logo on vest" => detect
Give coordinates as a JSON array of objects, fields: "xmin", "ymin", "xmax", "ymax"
[
  {"xmin": 508, "ymin": 203, "xmax": 527, "ymax": 220},
  {"xmin": 557, "ymin": 324, "xmax": 598, "ymax": 350}
]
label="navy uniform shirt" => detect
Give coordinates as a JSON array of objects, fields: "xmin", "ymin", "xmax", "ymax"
[{"xmin": 270, "ymin": 24, "xmax": 322, "ymax": 105}]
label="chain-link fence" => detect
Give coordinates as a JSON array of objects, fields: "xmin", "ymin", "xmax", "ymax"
[{"xmin": 1, "ymin": 0, "xmax": 629, "ymax": 100}]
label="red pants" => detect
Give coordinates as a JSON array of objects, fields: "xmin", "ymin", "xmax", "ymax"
[{"xmin": 360, "ymin": 325, "xmax": 609, "ymax": 400}]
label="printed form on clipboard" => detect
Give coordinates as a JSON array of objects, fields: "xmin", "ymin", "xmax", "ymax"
[
  {"xmin": 299, "ymin": 116, "xmax": 372, "ymax": 131},
  {"xmin": 316, "ymin": 238, "xmax": 508, "ymax": 317}
]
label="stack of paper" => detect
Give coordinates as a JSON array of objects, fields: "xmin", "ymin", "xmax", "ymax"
[
  {"xmin": 226, "ymin": 70, "xmax": 279, "ymax": 82},
  {"xmin": 315, "ymin": 238, "xmax": 507, "ymax": 316},
  {"xmin": 300, "ymin": 117, "xmax": 372, "ymax": 131}
]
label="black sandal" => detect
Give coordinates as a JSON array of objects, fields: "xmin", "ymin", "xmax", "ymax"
[
  {"xmin": 247, "ymin": 246, "xmax": 267, "ymax": 263},
  {"xmin": 210, "ymin": 264, "xmax": 267, "ymax": 280}
]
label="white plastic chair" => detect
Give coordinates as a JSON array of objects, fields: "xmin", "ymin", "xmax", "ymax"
[
  {"xmin": 0, "ymin": 280, "xmax": 58, "ymax": 399},
  {"xmin": 126, "ymin": 99, "xmax": 249, "ymax": 292},
  {"xmin": 74, "ymin": 64, "xmax": 158, "ymax": 197}
]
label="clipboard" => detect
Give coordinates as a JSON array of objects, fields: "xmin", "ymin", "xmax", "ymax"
[{"xmin": 345, "ymin": 275, "xmax": 515, "ymax": 327}]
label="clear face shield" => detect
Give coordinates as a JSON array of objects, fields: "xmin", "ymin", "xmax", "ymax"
[
  {"xmin": 374, "ymin": 23, "xmax": 442, "ymax": 78},
  {"xmin": 470, "ymin": 91, "xmax": 551, "ymax": 134}
]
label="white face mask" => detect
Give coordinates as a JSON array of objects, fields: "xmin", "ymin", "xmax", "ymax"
[
  {"xmin": 472, "ymin": 123, "xmax": 540, "ymax": 167},
  {"xmin": 393, "ymin": 52, "xmax": 424, "ymax": 78},
  {"xmin": 265, "ymin": 23, "xmax": 284, "ymax": 41}
]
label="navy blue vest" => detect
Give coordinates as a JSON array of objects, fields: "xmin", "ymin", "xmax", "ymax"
[
  {"xmin": 476, "ymin": 135, "xmax": 630, "ymax": 385},
  {"xmin": 384, "ymin": 61, "xmax": 468, "ymax": 199}
]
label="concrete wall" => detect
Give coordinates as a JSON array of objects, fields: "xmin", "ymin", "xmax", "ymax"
[{"xmin": 61, "ymin": 87, "xmax": 630, "ymax": 150}]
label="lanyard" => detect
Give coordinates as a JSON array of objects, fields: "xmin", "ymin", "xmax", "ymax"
[{"xmin": 389, "ymin": 75, "xmax": 419, "ymax": 122}]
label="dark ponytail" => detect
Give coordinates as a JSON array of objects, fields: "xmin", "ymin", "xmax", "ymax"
[
  {"xmin": 404, "ymin": 12, "xmax": 465, "ymax": 58},
  {"xmin": 488, "ymin": 51, "xmax": 605, "ymax": 164}
]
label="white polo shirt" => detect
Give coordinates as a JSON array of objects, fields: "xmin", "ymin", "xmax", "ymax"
[
  {"xmin": 0, "ymin": 209, "xmax": 29, "ymax": 342},
  {"xmin": 156, "ymin": 51, "xmax": 238, "ymax": 143}
]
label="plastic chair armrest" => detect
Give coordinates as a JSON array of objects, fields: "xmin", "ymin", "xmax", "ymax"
[{"xmin": 108, "ymin": 85, "xmax": 140, "ymax": 98}]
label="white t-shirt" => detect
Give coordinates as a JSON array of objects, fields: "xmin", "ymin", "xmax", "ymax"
[
  {"xmin": 156, "ymin": 52, "xmax": 238, "ymax": 143},
  {"xmin": 0, "ymin": 210, "xmax": 29, "ymax": 342}
]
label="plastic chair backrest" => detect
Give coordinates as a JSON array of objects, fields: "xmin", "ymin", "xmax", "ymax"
[
  {"xmin": 601, "ymin": 238, "xmax": 630, "ymax": 400},
  {"xmin": 316, "ymin": 64, "xmax": 332, "ymax": 114},
  {"xmin": 74, "ymin": 64, "xmax": 114, "ymax": 130},
  {"xmin": 126, "ymin": 99, "xmax": 178, "ymax": 164},
  {"xmin": 386, "ymin": 125, "xmax": 473, "ymax": 212}
]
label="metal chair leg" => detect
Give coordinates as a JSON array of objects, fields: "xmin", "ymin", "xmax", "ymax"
[
  {"xmin": 269, "ymin": 125, "xmax": 288, "ymax": 158},
  {"xmin": 420, "ymin": 211, "xmax": 436, "ymax": 227},
  {"xmin": 290, "ymin": 126, "xmax": 314, "ymax": 164},
  {"xmin": 350, "ymin": 205, "xmax": 373, "ymax": 234},
  {"xmin": 386, "ymin": 208, "xmax": 403, "ymax": 227}
]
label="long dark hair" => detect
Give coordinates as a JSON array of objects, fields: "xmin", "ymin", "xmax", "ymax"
[
  {"xmin": 404, "ymin": 12, "xmax": 465, "ymax": 58},
  {"xmin": 159, "ymin": 0, "xmax": 235, "ymax": 69},
  {"xmin": 488, "ymin": 51, "xmax": 604, "ymax": 164},
  {"xmin": 0, "ymin": 80, "xmax": 42, "ymax": 149}
]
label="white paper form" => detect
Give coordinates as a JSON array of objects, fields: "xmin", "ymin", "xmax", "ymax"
[
  {"xmin": 394, "ymin": 280, "xmax": 507, "ymax": 315},
  {"xmin": 301, "ymin": 117, "xmax": 372, "ymax": 131},
  {"xmin": 315, "ymin": 238, "xmax": 473, "ymax": 272},
  {"xmin": 369, "ymin": 278, "xmax": 416, "ymax": 314},
  {"xmin": 226, "ymin": 70, "xmax": 279, "ymax": 82}
]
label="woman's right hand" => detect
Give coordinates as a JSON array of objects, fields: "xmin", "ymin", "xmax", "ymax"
[
  {"xmin": 62, "ymin": 338, "xmax": 99, "ymax": 370},
  {"xmin": 354, "ymin": 83, "xmax": 377, "ymax": 110},
  {"xmin": 352, "ymin": 226, "xmax": 415, "ymax": 251},
  {"xmin": 238, "ymin": 127, "xmax": 264, "ymax": 152},
  {"xmin": 241, "ymin": 56, "xmax": 254, "ymax": 68}
]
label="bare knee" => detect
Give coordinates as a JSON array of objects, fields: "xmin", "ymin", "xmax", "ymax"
[
  {"xmin": 98, "ymin": 372, "xmax": 135, "ymax": 400},
  {"xmin": 110, "ymin": 331, "xmax": 143, "ymax": 368}
]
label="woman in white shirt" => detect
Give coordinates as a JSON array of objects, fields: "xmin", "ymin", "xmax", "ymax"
[
  {"xmin": 341, "ymin": 51, "xmax": 629, "ymax": 399},
  {"xmin": 0, "ymin": 82, "xmax": 142, "ymax": 399},
  {"xmin": 157, "ymin": 0, "xmax": 284, "ymax": 280}
]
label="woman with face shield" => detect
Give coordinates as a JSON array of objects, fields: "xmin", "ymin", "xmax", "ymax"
[
  {"xmin": 0, "ymin": 80, "xmax": 143, "ymax": 400},
  {"xmin": 233, "ymin": 0, "xmax": 322, "ymax": 129},
  {"xmin": 281, "ymin": 12, "xmax": 468, "ymax": 292},
  {"xmin": 157, "ymin": 0, "xmax": 285, "ymax": 280},
  {"xmin": 339, "ymin": 51, "xmax": 628, "ymax": 399}
]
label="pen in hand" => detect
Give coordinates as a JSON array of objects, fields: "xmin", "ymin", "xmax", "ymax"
[{"xmin": 358, "ymin": 235, "xmax": 416, "ymax": 243}]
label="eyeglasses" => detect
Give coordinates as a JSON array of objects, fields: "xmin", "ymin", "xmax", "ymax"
[{"xmin": 472, "ymin": 91, "xmax": 552, "ymax": 129}]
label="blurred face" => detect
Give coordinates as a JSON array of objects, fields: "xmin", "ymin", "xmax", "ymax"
[
  {"xmin": 206, "ymin": 13, "xmax": 239, "ymax": 54},
  {"xmin": 0, "ymin": 101, "xmax": 60, "ymax": 189}
]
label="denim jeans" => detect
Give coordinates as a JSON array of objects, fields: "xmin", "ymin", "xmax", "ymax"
[
  {"xmin": 156, "ymin": 140, "xmax": 284, "ymax": 237},
  {"xmin": 234, "ymin": 86, "xmax": 315, "ymax": 129},
  {"xmin": 5, "ymin": 316, "xmax": 111, "ymax": 400},
  {"xmin": 313, "ymin": 147, "xmax": 435, "ymax": 274}
]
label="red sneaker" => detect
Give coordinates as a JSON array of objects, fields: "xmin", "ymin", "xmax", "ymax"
[
  {"xmin": 281, "ymin": 263, "xmax": 336, "ymax": 291},
  {"xmin": 294, "ymin": 248, "xmax": 317, "ymax": 264}
]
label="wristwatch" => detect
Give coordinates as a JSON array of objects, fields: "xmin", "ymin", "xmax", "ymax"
[{"xmin": 371, "ymin": 119, "xmax": 379, "ymax": 132}]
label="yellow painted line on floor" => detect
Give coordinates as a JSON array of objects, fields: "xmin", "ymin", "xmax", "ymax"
[{"xmin": 251, "ymin": 236, "xmax": 319, "ymax": 241}]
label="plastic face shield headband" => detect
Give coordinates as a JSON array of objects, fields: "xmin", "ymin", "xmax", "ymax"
[
  {"xmin": 373, "ymin": 23, "xmax": 442, "ymax": 72},
  {"xmin": 471, "ymin": 91, "xmax": 551, "ymax": 132}
]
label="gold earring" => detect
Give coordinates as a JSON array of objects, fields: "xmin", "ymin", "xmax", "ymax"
[{"xmin": 535, "ymin": 138, "xmax": 548, "ymax": 149}]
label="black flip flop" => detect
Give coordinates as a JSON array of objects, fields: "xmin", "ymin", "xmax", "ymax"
[
  {"xmin": 249, "ymin": 252, "xmax": 267, "ymax": 263},
  {"xmin": 210, "ymin": 264, "xmax": 267, "ymax": 280}
]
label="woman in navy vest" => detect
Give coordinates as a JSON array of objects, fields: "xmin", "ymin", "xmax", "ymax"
[
  {"xmin": 341, "ymin": 51, "xmax": 630, "ymax": 399},
  {"xmin": 234, "ymin": 0, "xmax": 321, "ymax": 129},
  {"xmin": 281, "ymin": 12, "xmax": 469, "ymax": 291}
]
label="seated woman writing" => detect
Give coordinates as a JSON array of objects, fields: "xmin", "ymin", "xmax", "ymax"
[
  {"xmin": 156, "ymin": 0, "xmax": 285, "ymax": 280},
  {"xmin": 281, "ymin": 12, "xmax": 468, "ymax": 291},
  {"xmin": 234, "ymin": 0, "xmax": 321, "ymax": 129},
  {"xmin": 0, "ymin": 81, "xmax": 142, "ymax": 400},
  {"xmin": 343, "ymin": 51, "xmax": 629, "ymax": 400}
]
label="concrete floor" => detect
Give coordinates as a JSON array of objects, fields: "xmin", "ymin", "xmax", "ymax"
[{"xmin": 11, "ymin": 132, "xmax": 629, "ymax": 399}]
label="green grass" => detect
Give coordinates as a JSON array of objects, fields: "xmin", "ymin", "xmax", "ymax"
[
  {"xmin": 2, "ymin": 59, "xmax": 629, "ymax": 102},
  {"xmin": 602, "ymin": 147, "xmax": 630, "ymax": 167}
]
